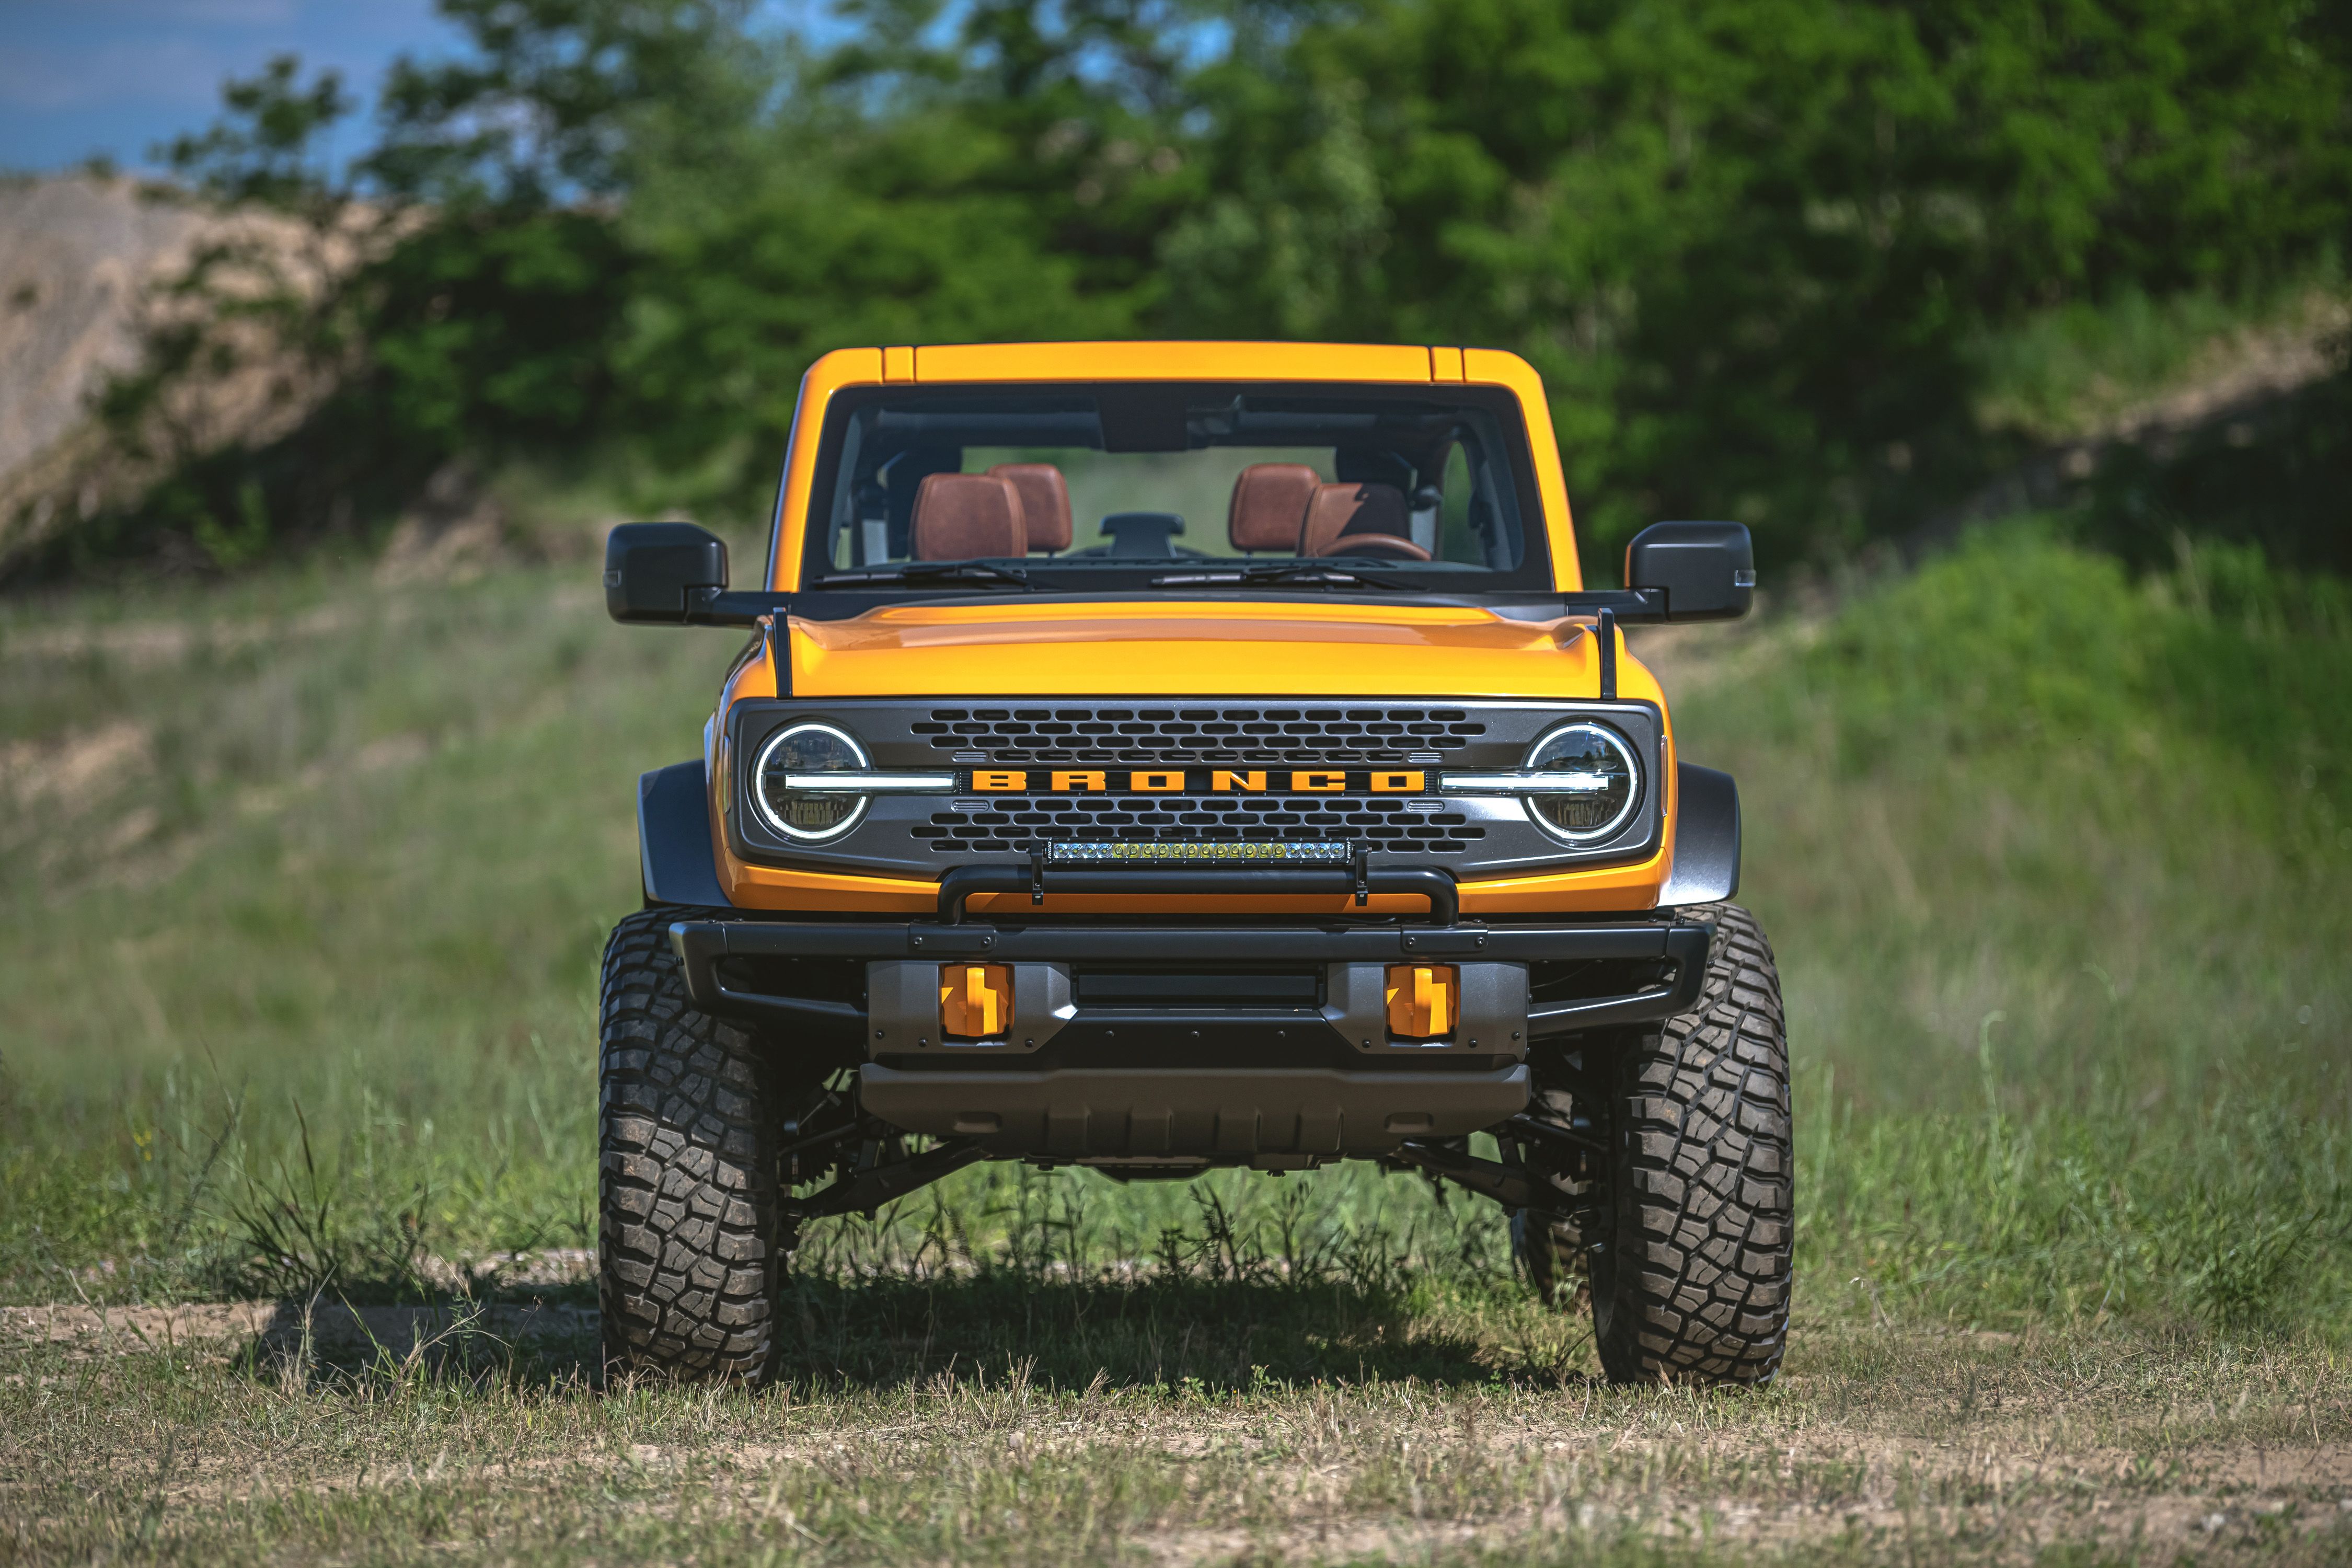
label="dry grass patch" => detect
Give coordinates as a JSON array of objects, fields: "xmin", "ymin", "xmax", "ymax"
[{"xmin": 5, "ymin": 1294, "xmax": 2351, "ymax": 1566}]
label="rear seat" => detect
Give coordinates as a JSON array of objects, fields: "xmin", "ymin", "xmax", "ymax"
[
  {"xmin": 1227, "ymin": 463, "xmax": 1321, "ymax": 554},
  {"xmin": 911, "ymin": 472, "xmax": 1028, "ymax": 559},
  {"xmin": 1300, "ymin": 481, "xmax": 1429, "ymax": 559},
  {"xmin": 987, "ymin": 463, "xmax": 1073, "ymax": 554}
]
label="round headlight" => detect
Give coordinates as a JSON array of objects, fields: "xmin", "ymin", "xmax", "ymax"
[
  {"xmin": 1523, "ymin": 722, "xmax": 1640, "ymax": 842},
  {"xmin": 753, "ymin": 722, "xmax": 870, "ymax": 841}
]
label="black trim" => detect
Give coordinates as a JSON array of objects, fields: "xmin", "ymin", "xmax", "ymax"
[
  {"xmin": 637, "ymin": 588, "xmax": 1652, "ymax": 624},
  {"xmin": 797, "ymin": 1140, "xmax": 986, "ymax": 1219},
  {"xmin": 638, "ymin": 760, "xmax": 732, "ymax": 908},
  {"xmin": 1526, "ymin": 924, "xmax": 1710, "ymax": 1034},
  {"xmin": 673, "ymin": 941, "xmax": 865, "ymax": 1046},
  {"xmin": 935, "ymin": 863, "xmax": 1460, "ymax": 925},
  {"xmin": 1389, "ymin": 1138, "xmax": 1555, "ymax": 1211},
  {"xmin": 668, "ymin": 915, "xmax": 1712, "ymax": 1057},
  {"xmin": 672, "ymin": 915, "xmax": 1698, "ymax": 969},
  {"xmin": 765, "ymin": 616, "xmax": 790, "ymax": 695},
  {"xmin": 1658, "ymin": 763, "xmax": 1740, "ymax": 906}
]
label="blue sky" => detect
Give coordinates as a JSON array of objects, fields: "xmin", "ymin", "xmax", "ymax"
[
  {"xmin": 0, "ymin": 1, "xmax": 850, "ymax": 177},
  {"xmin": 0, "ymin": 0, "xmax": 465, "ymax": 174},
  {"xmin": 0, "ymin": 4, "xmax": 1210, "ymax": 179}
]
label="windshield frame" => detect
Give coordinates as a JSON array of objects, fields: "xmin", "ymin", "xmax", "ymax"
[{"xmin": 778, "ymin": 379, "xmax": 1563, "ymax": 603}]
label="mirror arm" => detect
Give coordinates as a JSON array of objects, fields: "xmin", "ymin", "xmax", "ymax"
[
  {"xmin": 683, "ymin": 588, "xmax": 787, "ymax": 628},
  {"xmin": 1558, "ymin": 588, "xmax": 1667, "ymax": 624}
]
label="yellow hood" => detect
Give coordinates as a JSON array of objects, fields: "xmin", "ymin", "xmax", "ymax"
[{"xmin": 786, "ymin": 600, "xmax": 1662, "ymax": 705}]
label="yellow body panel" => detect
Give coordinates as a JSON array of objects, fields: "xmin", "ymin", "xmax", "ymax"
[
  {"xmin": 910, "ymin": 340, "xmax": 1438, "ymax": 385},
  {"xmin": 726, "ymin": 341, "xmax": 1669, "ymax": 916},
  {"xmin": 765, "ymin": 341, "xmax": 1583, "ymax": 593}
]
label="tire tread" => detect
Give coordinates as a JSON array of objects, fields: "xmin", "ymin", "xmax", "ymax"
[
  {"xmin": 1597, "ymin": 901, "xmax": 1792, "ymax": 1385},
  {"xmin": 598, "ymin": 908, "xmax": 787, "ymax": 1382}
]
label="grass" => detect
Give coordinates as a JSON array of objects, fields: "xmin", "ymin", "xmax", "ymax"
[
  {"xmin": 7, "ymin": 1298, "xmax": 2351, "ymax": 1563},
  {"xmin": 2, "ymin": 519, "xmax": 2350, "ymax": 1561},
  {"xmin": 1969, "ymin": 273, "xmax": 2348, "ymax": 442}
]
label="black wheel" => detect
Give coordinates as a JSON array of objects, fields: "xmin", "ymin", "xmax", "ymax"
[
  {"xmin": 597, "ymin": 909, "xmax": 795, "ymax": 1383},
  {"xmin": 1516, "ymin": 902, "xmax": 1793, "ymax": 1386}
]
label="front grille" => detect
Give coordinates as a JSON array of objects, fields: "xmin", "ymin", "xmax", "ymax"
[
  {"xmin": 914, "ymin": 706, "xmax": 1488, "ymax": 766},
  {"xmin": 723, "ymin": 697, "xmax": 1665, "ymax": 878},
  {"xmin": 913, "ymin": 794, "xmax": 1488, "ymax": 854}
]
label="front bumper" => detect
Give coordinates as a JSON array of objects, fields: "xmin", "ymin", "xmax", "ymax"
[{"xmin": 668, "ymin": 913, "xmax": 1711, "ymax": 1162}]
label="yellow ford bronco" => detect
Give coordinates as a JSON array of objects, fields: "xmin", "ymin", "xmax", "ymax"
[{"xmin": 598, "ymin": 342, "xmax": 1786, "ymax": 1387}]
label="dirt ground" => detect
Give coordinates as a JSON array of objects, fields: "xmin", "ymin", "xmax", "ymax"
[{"xmin": 5, "ymin": 1295, "xmax": 2349, "ymax": 1565}]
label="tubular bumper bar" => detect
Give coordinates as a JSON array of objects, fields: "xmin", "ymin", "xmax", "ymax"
[
  {"xmin": 672, "ymin": 915, "xmax": 1711, "ymax": 1035},
  {"xmin": 674, "ymin": 916, "xmax": 1705, "ymax": 967},
  {"xmin": 936, "ymin": 862, "xmax": 1460, "ymax": 925}
]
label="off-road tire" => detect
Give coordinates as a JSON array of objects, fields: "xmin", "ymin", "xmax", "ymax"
[
  {"xmin": 1515, "ymin": 903, "xmax": 1792, "ymax": 1385},
  {"xmin": 1594, "ymin": 902, "xmax": 1791, "ymax": 1384},
  {"xmin": 598, "ymin": 909, "xmax": 792, "ymax": 1383}
]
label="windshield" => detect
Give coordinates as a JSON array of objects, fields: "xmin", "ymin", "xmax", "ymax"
[{"xmin": 794, "ymin": 382, "xmax": 1551, "ymax": 593}]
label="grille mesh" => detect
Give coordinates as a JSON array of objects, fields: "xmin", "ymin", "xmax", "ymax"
[
  {"xmin": 914, "ymin": 795, "xmax": 1488, "ymax": 855},
  {"xmin": 914, "ymin": 706, "xmax": 1486, "ymax": 766}
]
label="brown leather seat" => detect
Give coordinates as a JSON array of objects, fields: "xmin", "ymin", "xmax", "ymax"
[
  {"xmin": 911, "ymin": 472, "xmax": 1028, "ymax": 559},
  {"xmin": 1227, "ymin": 463, "xmax": 1322, "ymax": 553},
  {"xmin": 987, "ymin": 463, "xmax": 1072, "ymax": 553},
  {"xmin": 1299, "ymin": 481, "xmax": 1431, "ymax": 559}
]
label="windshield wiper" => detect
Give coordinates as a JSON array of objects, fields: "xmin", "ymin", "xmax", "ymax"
[
  {"xmin": 1150, "ymin": 562, "xmax": 1409, "ymax": 590},
  {"xmin": 821, "ymin": 562, "xmax": 1032, "ymax": 589}
]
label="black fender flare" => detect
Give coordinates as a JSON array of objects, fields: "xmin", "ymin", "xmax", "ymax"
[
  {"xmin": 638, "ymin": 760, "xmax": 733, "ymax": 908},
  {"xmin": 1657, "ymin": 762, "xmax": 1740, "ymax": 907}
]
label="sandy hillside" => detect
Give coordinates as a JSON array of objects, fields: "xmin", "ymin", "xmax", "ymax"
[
  {"xmin": 0, "ymin": 176, "xmax": 344, "ymax": 566},
  {"xmin": 0, "ymin": 177, "xmax": 220, "ymax": 487}
]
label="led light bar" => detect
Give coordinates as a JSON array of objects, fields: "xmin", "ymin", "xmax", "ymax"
[
  {"xmin": 1045, "ymin": 840, "xmax": 1353, "ymax": 864},
  {"xmin": 781, "ymin": 771, "xmax": 958, "ymax": 794},
  {"xmin": 1438, "ymin": 770, "xmax": 1617, "ymax": 795}
]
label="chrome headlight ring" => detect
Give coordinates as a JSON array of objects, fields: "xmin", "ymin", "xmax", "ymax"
[
  {"xmin": 752, "ymin": 721, "xmax": 874, "ymax": 841},
  {"xmin": 1517, "ymin": 720, "xmax": 1642, "ymax": 844}
]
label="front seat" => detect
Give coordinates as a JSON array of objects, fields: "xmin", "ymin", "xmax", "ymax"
[
  {"xmin": 1299, "ymin": 482, "xmax": 1431, "ymax": 560},
  {"xmin": 1227, "ymin": 463, "xmax": 1321, "ymax": 554},
  {"xmin": 910, "ymin": 472, "xmax": 1028, "ymax": 559},
  {"xmin": 987, "ymin": 464, "xmax": 1072, "ymax": 555}
]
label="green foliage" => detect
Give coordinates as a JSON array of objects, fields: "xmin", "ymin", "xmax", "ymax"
[
  {"xmin": 2082, "ymin": 364, "xmax": 2352, "ymax": 577},
  {"xmin": 30, "ymin": 0, "xmax": 2351, "ymax": 578},
  {"xmin": 1793, "ymin": 524, "xmax": 2352, "ymax": 847},
  {"xmin": 159, "ymin": 53, "xmax": 354, "ymax": 216},
  {"xmin": 1971, "ymin": 281, "xmax": 2332, "ymax": 442},
  {"xmin": 1173, "ymin": 0, "xmax": 2352, "ymax": 557},
  {"xmin": 363, "ymin": 0, "xmax": 767, "ymax": 206},
  {"xmin": 1806, "ymin": 530, "xmax": 2161, "ymax": 763}
]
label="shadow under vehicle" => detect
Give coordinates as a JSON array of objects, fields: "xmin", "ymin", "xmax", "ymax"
[{"xmin": 598, "ymin": 342, "xmax": 1787, "ymax": 1388}]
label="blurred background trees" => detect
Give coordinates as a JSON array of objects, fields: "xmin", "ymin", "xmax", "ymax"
[{"xmin": 6, "ymin": 0, "xmax": 2348, "ymax": 581}]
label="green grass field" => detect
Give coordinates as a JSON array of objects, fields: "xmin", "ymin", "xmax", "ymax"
[{"xmin": 4, "ymin": 524, "xmax": 2349, "ymax": 1563}]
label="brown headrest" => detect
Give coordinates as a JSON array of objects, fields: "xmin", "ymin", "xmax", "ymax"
[
  {"xmin": 911, "ymin": 472, "xmax": 1027, "ymax": 560},
  {"xmin": 1228, "ymin": 463, "xmax": 1322, "ymax": 553},
  {"xmin": 1300, "ymin": 481, "xmax": 1422, "ymax": 557},
  {"xmin": 987, "ymin": 463, "xmax": 1071, "ymax": 552}
]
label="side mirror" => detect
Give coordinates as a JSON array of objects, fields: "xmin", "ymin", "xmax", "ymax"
[
  {"xmin": 605, "ymin": 521, "xmax": 732, "ymax": 624},
  {"xmin": 1625, "ymin": 521, "xmax": 1755, "ymax": 622}
]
